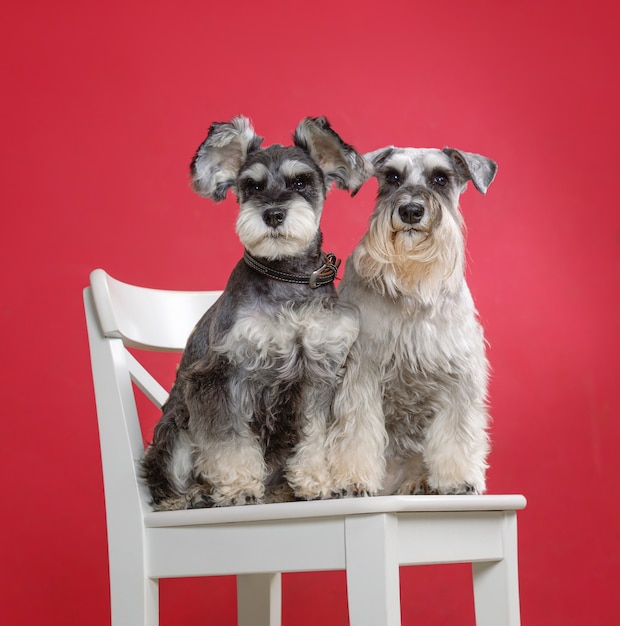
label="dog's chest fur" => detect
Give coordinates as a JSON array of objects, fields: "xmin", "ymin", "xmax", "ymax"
[
  {"xmin": 211, "ymin": 277, "xmax": 358, "ymax": 459},
  {"xmin": 344, "ymin": 274, "xmax": 485, "ymax": 458},
  {"xmin": 218, "ymin": 299, "xmax": 350, "ymax": 379}
]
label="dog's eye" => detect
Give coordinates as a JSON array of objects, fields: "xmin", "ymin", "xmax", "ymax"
[
  {"xmin": 385, "ymin": 170, "xmax": 401, "ymax": 186},
  {"xmin": 290, "ymin": 174, "xmax": 312, "ymax": 192},
  {"xmin": 242, "ymin": 178, "xmax": 265, "ymax": 194},
  {"xmin": 431, "ymin": 171, "xmax": 449, "ymax": 187}
]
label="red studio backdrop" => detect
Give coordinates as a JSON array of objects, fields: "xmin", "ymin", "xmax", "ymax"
[{"xmin": 1, "ymin": 1, "xmax": 619, "ymax": 624}]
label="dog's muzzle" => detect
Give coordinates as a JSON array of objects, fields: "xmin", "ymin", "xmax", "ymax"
[{"xmin": 398, "ymin": 203, "xmax": 425, "ymax": 225}]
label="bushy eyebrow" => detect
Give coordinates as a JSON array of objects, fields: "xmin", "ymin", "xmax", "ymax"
[
  {"xmin": 281, "ymin": 159, "xmax": 316, "ymax": 178},
  {"xmin": 380, "ymin": 153, "xmax": 411, "ymax": 175},
  {"xmin": 238, "ymin": 162, "xmax": 269, "ymax": 182}
]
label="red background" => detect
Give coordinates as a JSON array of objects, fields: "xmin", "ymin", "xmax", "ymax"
[{"xmin": 2, "ymin": 1, "xmax": 619, "ymax": 624}]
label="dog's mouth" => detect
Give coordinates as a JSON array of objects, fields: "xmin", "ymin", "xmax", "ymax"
[
  {"xmin": 389, "ymin": 225, "xmax": 431, "ymax": 251},
  {"xmin": 392, "ymin": 224, "xmax": 429, "ymax": 236},
  {"xmin": 264, "ymin": 229, "xmax": 289, "ymax": 239}
]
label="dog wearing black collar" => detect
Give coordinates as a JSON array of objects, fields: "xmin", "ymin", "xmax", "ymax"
[{"xmin": 142, "ymin": 116, "xmax": 370, "ymax": 510}]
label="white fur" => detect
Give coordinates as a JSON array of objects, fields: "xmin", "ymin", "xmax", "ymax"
[
  {"xmin": 235, "ymin": 197, "xmax": 320, "ymax": 260},
  {"xmin": 193, "ymin": 436, "xmax": 268, "ymax": 506}
]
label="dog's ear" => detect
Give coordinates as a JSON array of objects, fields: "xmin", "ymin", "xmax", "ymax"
[
  {"xmin": 293, "ymin": 117, "xmax": 372, "ymax": 196},
  {"xmin": 442, "ymin": 148, "xmax": 498, "ymax": 195},
  {"xmin": 364, "ymin": 147, "xmax": 395, "ymax": 172},
  {"xmin": 190, "ymin": 116, "xmax": 264, "ymax": 201}
]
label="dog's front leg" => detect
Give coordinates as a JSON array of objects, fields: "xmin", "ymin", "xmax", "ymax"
[
  {"xmin": 286, "ymin": 305, "xmax": 364, "ymax": 500},
  {"xmin": 285, "ymin": 381, "xmax": 334, "ymax": 500},
  {"xmin": 192, "ymin": 433, "xmax": 267, "ymax": 506},
  {"xmin": 326, "ymin": 343, "xmax": 387, "ymax": 497},
  {"xmin": 185, "ymin": 362, "xmax": 267, "ymax": 506},
  {"xmin": 422, "ymin": 378, "xmax": 490, "ymax": 495}
]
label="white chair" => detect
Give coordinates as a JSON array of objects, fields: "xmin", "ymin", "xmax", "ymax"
[{"xmin": 84, "ymin": 268, "xmax": 526, "ymax": 626}]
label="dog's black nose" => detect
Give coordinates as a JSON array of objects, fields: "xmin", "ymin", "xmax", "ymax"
[
  {"xmin": 398, "ymin": 203, "xmax": 425, "ymax": 224},
  {"xmin": 263, "ymin": 208, "xmax": 285, "ymax": 228}
]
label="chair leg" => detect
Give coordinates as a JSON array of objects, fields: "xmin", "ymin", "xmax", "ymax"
[
  {"xmin": 110, "ymin": 573, "xmax": 159, "ymax": 626},
  {"xmin": 472, "ymin": 512, "xmax": 521, "ymax": 626},
  {"xmin": 237, "ymin": 573, "xmax": 282, "ymax": 626},
  {"xmin": 345, "ymin": 514, "xmax": 401, "ymax": 626}
]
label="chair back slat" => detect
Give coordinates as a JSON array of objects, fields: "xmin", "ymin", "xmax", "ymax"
[{"xmin": 126, "ymin": 351, "xmax": 169, "ymax": 409}]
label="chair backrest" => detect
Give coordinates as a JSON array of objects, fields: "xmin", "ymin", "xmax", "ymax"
[
  {"xmin": 89, "ymin": 268, "xmax": 221, "ymax": 351},
  {"xmin": 84, "ymin": 269, "xmax": 222, "ymax": 525}
]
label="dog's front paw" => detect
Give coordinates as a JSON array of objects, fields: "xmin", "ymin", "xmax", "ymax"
[
  {"xmin": 422, "ymin": 481, "xmax": 480, "ymax": 495},
  {"xmin": 214, "ymin": 492, "xmax": 263, "ymax": 506},
  {"xmin": 397, "ymin": 480, "xmax": 438, "ymax": 496},
  {"xmin": 327, "ymin": 453, "xmax": 384, "ymax": 500},
  {"xmin": 188, "ymin": 494, "xmax": 213, "ymax": 508},
  {"xmin": 151, "ymin": 484, "xmax": 215, "ymax": 511},
  {"xmin": 441, "ymin": 483, "xmax": 479, "ymax": 495},
  {"xmin": 210, "ymin": 482, "xmax": 265, "ymax": 507},
  {"xmin": 290, "ymin": 478, "xmax": 332, "ymax": 501},
  {"xmin": 336, "ymin": 483, "xmax": 375, "ymax": 498},
  {"xmin": 329, "ymin": 473, "xmax": 381, "ymax": 498},
  {"xmin": 287, "ymin": 458, "xmax": 333, "ymax": 501}
]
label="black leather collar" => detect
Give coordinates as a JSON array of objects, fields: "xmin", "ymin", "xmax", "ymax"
[{"xmin": 243, "ymin": 250, "xmax": 341, "ymax": 288}]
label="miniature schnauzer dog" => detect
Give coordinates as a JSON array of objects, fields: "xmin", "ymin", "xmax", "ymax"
[
  {"xmin": 142, "ymin": 116, "xmax": 370, "ymax": 510},
  {"xmin": 327, "ymin": 145, "xmax": 498, "ymax": 496}
]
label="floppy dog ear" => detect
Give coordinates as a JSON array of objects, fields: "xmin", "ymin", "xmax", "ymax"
[
  {"xmin": 364, "ymin": 147, "xmax": 395, "ymax": 173},
  {"xmin": 442, "ymin": 148, "xmax": 498, "ymax": 195},
  {"xmin": 190, "ymin": 116, "xmax": 264, "ymax": 201},
  {"xmin": 293, "ymin": 117, "xmax": 372, "ymax": 196}
]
